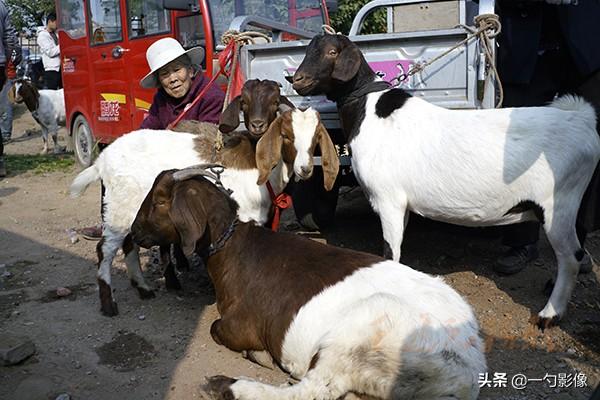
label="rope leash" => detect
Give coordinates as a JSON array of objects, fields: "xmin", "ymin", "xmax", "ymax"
[{"xmin": 396, "ymin": 14, "xmax": 503, "ymax": 107}]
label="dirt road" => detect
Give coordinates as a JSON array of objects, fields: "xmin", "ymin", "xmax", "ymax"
[{"xmin": 1, "ymin": 104, "xmax": 599, "ymax": 400}]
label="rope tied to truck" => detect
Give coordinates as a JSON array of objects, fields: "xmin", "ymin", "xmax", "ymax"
[{"xmin": 396, "ymin": 13, "xmax": 503, "ymax": 107}]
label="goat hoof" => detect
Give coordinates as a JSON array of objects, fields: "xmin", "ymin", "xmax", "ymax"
[
  {"xmin": 210, "ymin": 320, "xmax": 224, "ymax": 345},
  {"xmin": 137, "ymin": 287, "xmax": 156, "ymax": 299},
  {"xmin": 204, "ymin": 375, "xmax": 237, "ymax": 400},
  {"xmin": 101, "ymin": 301, "xmax": 119, "ymax": 317},
  {"xmin": 529, "ymin": 313, "xmax": 559, "ymax": 331}
]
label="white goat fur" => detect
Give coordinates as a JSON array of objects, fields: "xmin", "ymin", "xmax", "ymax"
[
  {"xmin": 14, "ymin": 81, "xmax": 66, "ymax": 153},
  {"xmin": 343, "ymin": 93, "xmax": 599, "ymax": 323},
  {"xmin": 267, "ymin": 262, "xmax": 487, "ymax": 400}
]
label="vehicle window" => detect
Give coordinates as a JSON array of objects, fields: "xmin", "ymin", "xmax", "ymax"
[
  {"xmin": 208, "ymin": 0, "xmax": 324, "ymax": 46},
  {"xmin": 177, "ymin": 14, "xmax": 206, "ymax": 69},
  {"xmin": 88, "ymin": 0, "xmax": 123, "ymax": 45},
  {"xmin": 57, "ymin": 0, "xmax": 86, "ymax": 39},
  {"xmin": 127, "ymin": 0, "xmax": 171, "ymax": 39}
]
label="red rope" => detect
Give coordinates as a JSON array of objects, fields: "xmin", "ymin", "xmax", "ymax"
[
  {"xmin": 266, "ymin": 181, "xmax": 292, "ymax": 231},
  {"xmin": 167, "ymin": 40, "xmax": 236, "ymax": 130}
]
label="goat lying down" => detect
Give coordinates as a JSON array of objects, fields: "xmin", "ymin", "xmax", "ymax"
[
  {"xmin": 290, "ymin": 33, "xmax": 600, "ymax": 328},
  {"xmin": 69, "ymin": 107, "xmax": 339, "ymax": 316},
  {"xmin": 131, "ymin": 169, "xmax": 487, "ymax": 400},
  {"xmin": 9, "ymin": 79, "xmax": 66, "ymax": 154}
]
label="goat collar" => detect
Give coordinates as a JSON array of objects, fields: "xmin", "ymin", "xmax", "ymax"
[
  {"xmin": 207, "ymin": 218, "xmax": 239, "ymax": 257},
  {"xmin": 336, "ymin": 80, "xmax": 391, "ymax": 108}
]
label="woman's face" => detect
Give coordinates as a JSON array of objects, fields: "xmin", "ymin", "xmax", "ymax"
[{"xmin": 158, "ymin": 60, "xmax": 194, "ymax": 99}]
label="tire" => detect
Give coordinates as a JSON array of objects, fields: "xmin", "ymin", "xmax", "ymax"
[
  {"xmin": 292, "ymin": 167, "xmax": 340, "ymax": 230},
  {"xmin": 71, "ymin": 115, "xmax": 96, "ymax": 168}
]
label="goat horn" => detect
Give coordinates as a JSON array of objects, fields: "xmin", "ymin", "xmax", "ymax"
[{"xmin": 173, "ymin": 168, "xmax": 219, "ymax": 182}]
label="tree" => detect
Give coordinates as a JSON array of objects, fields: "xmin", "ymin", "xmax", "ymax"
[
  {"xmin": 6, "ymin": 0, "xmax": 55, "ymax": 33},
  {"xmin": 329, "ymin": 0, "xmax": 386, "ymax": 35}
]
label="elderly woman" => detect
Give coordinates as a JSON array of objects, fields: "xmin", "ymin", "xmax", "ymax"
[
  {"xmin": 78, "ymin": 37, "xmax": 225, "ymax": 240},
  {"xmin": 140, "ymin": 37, "xmax": 225, "ymax": 129}
]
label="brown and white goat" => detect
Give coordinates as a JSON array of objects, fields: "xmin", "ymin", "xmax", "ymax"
[
  {"xmin": 131, "ymin": 170, "xmax": 486, "ymax": 400},
  {"xmin": 9, "ymin": 79, "xmax": 66, "ymax": 154},
  {"xmin": 70, "ymin": 106, "xmax": 338, "ymax": 316}
]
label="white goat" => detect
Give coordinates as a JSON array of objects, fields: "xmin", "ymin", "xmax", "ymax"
[
  {"xmin": 9, "ymin": 79, "xmax": 66, "ymax": 154},
  {"xmin": 69, "ymin": 108, "xmax": 338, "ymax": 316},
  {"xmin": 290, "ymin": 33, "xmax": 600, "ymax": 328}
]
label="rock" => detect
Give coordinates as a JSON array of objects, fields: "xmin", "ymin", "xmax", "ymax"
[
  {"xmin": 55, "ymin": 394, "xmax": 71, "ymax": 400},
  {"xmin": 56, "ymin": 287, "xmax": 72, "ymax": 297},
  {"xmin": 0, "ymin": 335, "xmax": 36, "ymax": 366},
  {"xmin": 138, "ymin": 315, "xmax": 146, "ymax": 321}
]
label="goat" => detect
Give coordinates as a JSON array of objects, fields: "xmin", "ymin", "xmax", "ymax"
[
  {"xmin": 131, "ymin": 169, "xmax": 487, "ymax": 400},
  {"xmin": 70, "ymin": 107, "xmax": 338, "ymax": 316},
  {"xmin": 289, "ymin": 33, "xmax": 600, "ymax": 329},
  {"xmin": 9, "ymin": 78, "xmax": 66, "ymax": 154}
]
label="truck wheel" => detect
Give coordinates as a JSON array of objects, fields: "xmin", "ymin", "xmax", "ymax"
[
  {"xmin": 292, "ymin": 168, "xmax": 339, "ymax": 231},
  {"xmin": 71, "ymin": 115, "xmax": 95, "ymax": 167}
]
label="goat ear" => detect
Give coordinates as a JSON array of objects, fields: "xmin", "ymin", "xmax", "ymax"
[
  {"xmin": 168, "ymin": 184, "xmax": 208, "ymax": 257},
  {"xmin": 256, "ymin": 116, "xmax": 283, "ymax": 185},
  {"xmin": 219, "ymin": 96, "xmax": 241, "ymax": 133},
  {"xmin": 278, "ymin": 95, "xmax": 295, "ymax": 112},
  {"xmin": 331, "ymin": 45, "xmax": 362, "ymax": 82},
  {"xmin": 317, "ymin": 123, "xmax": 339, "ymax": 191}
]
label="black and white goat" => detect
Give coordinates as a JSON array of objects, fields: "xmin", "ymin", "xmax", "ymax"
[
  {"xmin": 9, "ymin": 79, "xmax": 66, "ymax": 154},
  {"xmin": 131, "ymin": 169, "xmax": 487, "ymax": 400},
  {"xmin": 289, "ymin": 33, "xmax": 600, "ymax": 328},
  {"xmin": 69, "ymin": 106, "xmax": 338, "ymax": 316}
]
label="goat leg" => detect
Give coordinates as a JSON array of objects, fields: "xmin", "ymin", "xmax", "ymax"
[
  {"xmin": 160, "ymin": 245, "xmax": 182, "ymax": 291},
  {"xmin": 51, "ymin": 132, "xmax": 65, "ymax": 154},
  {"xmin": 96, "ymin": 238, "xmax": 119, "ymax": 316}
]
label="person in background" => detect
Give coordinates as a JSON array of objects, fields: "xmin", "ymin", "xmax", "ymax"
[
  {"xmin": 37, "ymin": 12, "xmax": 61, "ymax": 90},
  {"xmin": 0, "ymin": 59, "xmax": 15, "ymax": 143},
  {"xmin": 494, "ymin": 0, "xmax": 600, "ymax": 274},
  {"xmin": 78, "ymin": 37, "xmax": 225, "ymax": 239},
  {"xmin": 0, "ymin": 0, "xmax": 21, "ymax": 177}
]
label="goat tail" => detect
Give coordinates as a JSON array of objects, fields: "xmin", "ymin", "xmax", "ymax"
[
  {"xmin": 550, "ymin": 95, "xmax": 597, "ymax": 123},
  {"xmin": 70, "ymin": 165, "xmax": 100, "ymax": 198}
]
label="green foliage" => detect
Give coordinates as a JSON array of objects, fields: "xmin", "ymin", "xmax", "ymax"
[
  {"xmin": 5, "ymin": 154, "xmax": 75, "ymax": 175},
  {"xmin": 329, "ymin": 0, "xmax": 386, "ymax": 35},
  {"xmin": 6, "ymin": 0, "xmax": 55, "ymax": 33}
]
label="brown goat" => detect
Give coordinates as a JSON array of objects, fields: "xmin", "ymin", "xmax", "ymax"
[
  {"xmin": 219, "ymin": 79, "xmax": 295, "ymax": 139},
  {"xmin": 131, "ymin": 170, "xmax": 486, "ymax": 400}
]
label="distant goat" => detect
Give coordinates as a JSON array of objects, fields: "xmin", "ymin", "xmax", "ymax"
[
  {"xmin": 70, "ymin": 107, "xmax": 338, "ymax": 316},
  {"xmin": 131, "ymin": 170, "xmax": 487, "ymax": 400},
  {"xmin": 9, "ymin": 79, "xmax": 66, "ymax": 154},
  {"xmin": 289, "ymin": 33, "xmax": 600, "ymax": 328}
]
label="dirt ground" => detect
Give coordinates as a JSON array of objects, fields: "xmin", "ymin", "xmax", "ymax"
[{"xmin": 1, "ymin": 104, "xmax": 599, "ymax": 400}]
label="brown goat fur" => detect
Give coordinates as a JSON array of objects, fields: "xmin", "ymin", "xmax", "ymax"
[
  {"xmin": 9, "ymin": 79, "xmax": 40, "ymax": 112},
  {"xmin": 131, "ymin": 170, "xmax": 382, "ymax": 362}
]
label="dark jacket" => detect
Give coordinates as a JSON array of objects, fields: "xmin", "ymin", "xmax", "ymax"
[
  {"xmin": 140, "ymin": 72, "xmax": 225, "ymax": 129},
  {"xmin": 498, "ymin": 1, "xmax": 600, "ymax": 84}
]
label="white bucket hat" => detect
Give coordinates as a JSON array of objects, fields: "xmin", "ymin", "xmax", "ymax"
[{"xmin": 140, "ymin": 37, "xmax": 205, "ymax": 88}]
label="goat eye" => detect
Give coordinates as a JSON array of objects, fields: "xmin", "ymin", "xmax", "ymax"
[{"xmin": 328, "ymin": 49, "xmax": 337, "ymax": 56}]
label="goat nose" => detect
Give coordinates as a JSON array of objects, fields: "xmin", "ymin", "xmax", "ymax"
[
  {"xmin": 293, "ymin": 73, "xmax": 305, "ymax": 83},
  {"xmin": 301, "ymin": 166, "xmax": 312, "ymax": 176},
  {"xmin": 250, "ymin": 120, "xmax": 266, "ymax": 131}
]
